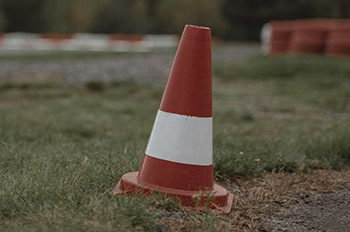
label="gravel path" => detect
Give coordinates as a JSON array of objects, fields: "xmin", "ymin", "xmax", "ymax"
[
  {"xmin": 0, "ymin": 43, "xmax": 260, "ymax": 84},
  {"xmin": 266, "ymin": 191, "xmax": 350, "ymax": 232}
]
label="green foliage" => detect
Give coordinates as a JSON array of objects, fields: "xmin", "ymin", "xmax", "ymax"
[
  {"xmin": 0, "ymin": 5, "xmax": 5, "ymax": 31},
  {"xmin": 155, "ymin": 0, "xmax": 228, "ymax": 36},
  {"xmin": 221, "ymin": 0, "xmax": 350, "ymax": 40},
  {"xmin": 1, "ymin": 0, "xmax": 47, "ymax": 32},
  {"xmin": 92, "ymin": 0, "xmax": 152, "ymax": 34},
  {"xmin": 92, "ymin": 0, "xmax": 229, "ymax": 36},
  {"xmin": 42, "ymin": 0, "xmax": 108, "ymax": 33},
  {"xmin": 0, "ymin": 0, "xmax": 348, "ymax": 39}
]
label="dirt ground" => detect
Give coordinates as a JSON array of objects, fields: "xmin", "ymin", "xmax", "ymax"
[
  {"xmin": 267, "ymin": 191, "xmax": 350, "ymax": 231},
  {"xmin": 225, "ymin": 170, "xmax": 350, "ymax": 232},
  {"xmin": 156, "ymin": 170, "xmax": 350, "ymax": 231}
]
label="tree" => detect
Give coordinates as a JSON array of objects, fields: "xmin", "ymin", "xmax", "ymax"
[
  {"xmin": 1, "ymin": 0, "xmax": 46, "ymax": 32},
  {"xmin": 0, "ymin": 5, "xmax": 6, "ymax": 31},
  {"xmin": 155, "ymin": 0, "xmax": 228, "ymax": 36},
  {"xmin": 221, "ymin": 0, "xmax": 349, "ymax": 40}
]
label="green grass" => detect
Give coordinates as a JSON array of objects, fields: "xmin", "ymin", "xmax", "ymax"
[
  {"xmin": 0, "ymin": 51, "xmax": 113, "ymax": 61},
  {"xmin": 214, "ymin": 55, "xmax": 350, "ymax": 80},
  {"xmin": 0, "ymin": 49, "xmax": 175, "ymax": 62},
  {"xmin": 1, "ymin": 55, "xmax": 350, "ymax": 231},
  {"xmin": 0, "ymin": 51, "xmax": 147, "ymax": 61},
  {"xmin": 213, "ymin": 55, "xmax": 350, "ymax": 176}
]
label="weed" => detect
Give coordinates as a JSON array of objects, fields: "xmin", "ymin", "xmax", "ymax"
[{"xmin": 85, "ymin": 80, "xmax": 105, "ymax": 92}]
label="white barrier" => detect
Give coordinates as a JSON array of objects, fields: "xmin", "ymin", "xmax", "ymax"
[
  {"xmin": 0, "ymin": 33, "xmax": 178, "ymax": 52},
  {"xmin": 260, "ymin": 23, "xmax": 272, "ymax": 55}
]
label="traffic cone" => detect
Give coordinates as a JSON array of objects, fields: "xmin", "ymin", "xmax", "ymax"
[{"xmin": 112, "ymin": 25, "xmax": 233, "ymax": 214}]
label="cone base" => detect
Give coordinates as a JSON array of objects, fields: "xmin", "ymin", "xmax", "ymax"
[{"xmin": 112, "ymin": 172, "xmax": 233, "ymax": 214}]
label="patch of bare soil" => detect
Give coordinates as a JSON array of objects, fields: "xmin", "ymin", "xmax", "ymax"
[
  {"xmin": 267, "ymin": 191, "xmax": 350, "ymax": 231},
  {"xmin": 225, "ymin": 170, "xmax": 350, "ymax": 232}
]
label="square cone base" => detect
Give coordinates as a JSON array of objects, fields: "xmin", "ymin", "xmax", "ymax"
[{"xmin": 112, "ymin": 172, "xmax": 233, "ymax": 214}]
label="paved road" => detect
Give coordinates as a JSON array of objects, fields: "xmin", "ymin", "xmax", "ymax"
[{"xmin": 0, "ymin": 43, "xmax": 260, "ymax": 84}]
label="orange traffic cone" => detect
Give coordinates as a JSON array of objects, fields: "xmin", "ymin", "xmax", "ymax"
[{"xmin": 112, "ymin": 25, "xmax": 233, "ymax": 214}]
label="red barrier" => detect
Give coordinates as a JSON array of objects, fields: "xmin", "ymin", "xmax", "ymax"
[
  {"xmin": 110, "ymin": 34, "xmax": 144, "ymax": 42},
  {"xmin": 40, "ymin": 34, "xmax": 73, "ymax": 41},
  {"xmin": 288, "ymin": 19, "xmax": 333, "ymax": 54},
  {"xmin": 325, "ymin": 20, "xmax": 350, "ymax": 56},
  {"xmin": 269, "ymin": 21, "xmax": 295, "ymax": 54}
]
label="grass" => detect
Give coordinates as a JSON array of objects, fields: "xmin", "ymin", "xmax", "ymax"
[
  {"xmin": 0, "ymin": 51, "xmax": 124, "ymax": 61},
  {"xmin": 0, "ymin": 54, "xmax": 350, "ymax": 231},
  {"xmin": 0, "ymin": 50, "xmax": 170, "ymax": 62},
  {"xmin": 213, "ymin": 55, "xmax": 350, "ymax": 176},
  {"xmin": 0, "ymin": 49, "xmax": 175, "ymax": 62},
  {"xmin": 214, "ymin": 55, "xmax": 350, "ymax": 80}
]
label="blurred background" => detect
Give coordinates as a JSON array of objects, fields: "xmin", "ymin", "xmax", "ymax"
[{"xmin": 0, "ymin": 0, "xmax": 349, "ymax": 40}]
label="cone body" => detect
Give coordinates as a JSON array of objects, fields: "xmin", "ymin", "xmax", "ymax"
[{"xmin": 113, "ymin": 25, "xmax": 233, "ymax": 214}]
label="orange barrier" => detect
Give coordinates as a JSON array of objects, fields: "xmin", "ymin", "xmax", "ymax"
[
  {"xmin": 110, "ymin": 34, "xmax": 144, "ymax": 42},
  {"xmin": 262, "ymin": 19, "xmax": 350, "ymax": 56},
  {"xmin": 325, "ymin": 20, "xmax": 350, "ymax": 56},
  {"xmin": 269, "ymin": 21, "xmax": 295, "ymax": 54},
  {"xmin": 40, "ymin": 33, "xmax": 74, "ymax": 41},
  {"xmin": 288, "ymin": 19, "xmax": 333, "ymax": 54}
]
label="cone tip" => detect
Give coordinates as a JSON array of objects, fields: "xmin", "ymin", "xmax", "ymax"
[
  {"xmin": 182, "ymin": 25, "xmax": 211, "ymax": 42},
  {"xmin": 185, "ymin": 24, "xmax": 211, "ymax": 32}
]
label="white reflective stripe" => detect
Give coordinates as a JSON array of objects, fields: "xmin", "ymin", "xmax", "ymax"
[{"xmin": 145, "ymin": 110, "xmax": 212, "ymax": 165}]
